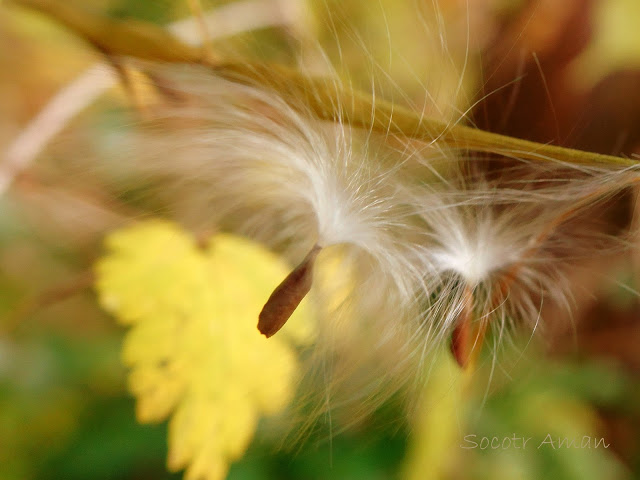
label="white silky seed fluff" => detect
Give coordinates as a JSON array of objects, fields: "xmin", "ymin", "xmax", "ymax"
[{"xmin": 130, "ymin": 64, "xmax": 640, "ymax": 414}]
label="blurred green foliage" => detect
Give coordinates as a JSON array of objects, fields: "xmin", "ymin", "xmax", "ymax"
[{"xmin": 2, "ymin": 330, "xmax": 637, "ymax": 479}]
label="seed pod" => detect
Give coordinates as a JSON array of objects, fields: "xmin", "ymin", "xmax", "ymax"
[
  {"xmin": 258, "ymin": 244, "xmax": 322, "ymax": 338},
  {"xmin": 450, "ymin": 285, "xmax": 473, "ymax": 368}
]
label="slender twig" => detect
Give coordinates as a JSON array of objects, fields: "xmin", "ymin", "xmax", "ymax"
[
  {"xmin": 1, "ymin": 0, "xmax": 300, "ymax": 196},
  {"xmin": 206, "ymin": 60, "xmax": 638, "ymax": 167},
  {"xmin": 8, "ymin": 0, "xmax": 637, "ymax": 170},
  {"xmin": 1, "ymin": 64, "xmax": 116, "ymax": 195}
]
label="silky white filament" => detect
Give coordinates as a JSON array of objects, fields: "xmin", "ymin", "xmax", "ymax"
[{"xmin": 130, "ymin": 63, "xmax": 640, "ymax": 413}]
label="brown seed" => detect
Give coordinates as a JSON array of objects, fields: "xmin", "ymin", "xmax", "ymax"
[
  {"xmin": 450, "ymin": 285, "xmax": 473, "ymax": 368},
  {"xmin": 258, "ymin": 244, "xmax": 322, "ymax": 338},
  {"xmin": 450, "ymin": 319, "xmax": 469, "ymax": 368}
]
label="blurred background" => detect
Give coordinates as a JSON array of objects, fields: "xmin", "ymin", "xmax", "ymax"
[{"xmin": 1, "ymin": 0, "xmax": 640, "ymax": 478}]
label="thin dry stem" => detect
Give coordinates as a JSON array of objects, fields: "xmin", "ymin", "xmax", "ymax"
[
  {"xmin": 9, "ymin": 0, "xmax": 637, "ymax": 170},
  {"xmin": 2, "ymin": 0, "xmax": 298, "ymax": 196}
]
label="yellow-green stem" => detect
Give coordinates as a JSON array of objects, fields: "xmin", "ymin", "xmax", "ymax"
[{"xmin": 10, "ymin": 0, "xmax": 638, "ymax": 167}]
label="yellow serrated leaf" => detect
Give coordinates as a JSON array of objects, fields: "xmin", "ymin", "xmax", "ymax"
[{"xmin": 95, "ymin": 220, "xmax": 314, "ymax": 480}]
